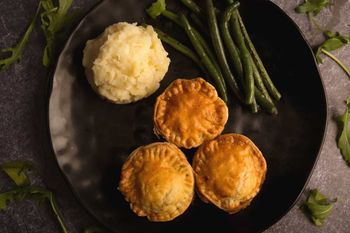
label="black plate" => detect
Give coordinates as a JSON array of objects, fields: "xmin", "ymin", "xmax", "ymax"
[{"xmin": 48, "ymin": 0, "xmax": 327, "ymax": 232}]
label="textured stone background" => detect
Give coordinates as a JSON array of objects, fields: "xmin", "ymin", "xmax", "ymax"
[{"xmin": 0, "ymin": 0, "xmax": 349, "ymax": 232}]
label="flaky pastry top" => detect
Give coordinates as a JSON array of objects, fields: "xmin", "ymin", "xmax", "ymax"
[
  {"xmin": 154, "ymin": 78, "xmax": 228, "ymax": 149},
  {"xmin": 193, "ymin": 134, "xmax": 267, "ymax": 213},
  {"xmin": 119, "ymin": 142, "xmax": 194, "ymax": 221}
]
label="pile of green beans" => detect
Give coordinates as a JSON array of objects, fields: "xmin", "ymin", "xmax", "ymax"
[
  {"xmin": 180, "ymin": 14, "xmax": 228, "ymax": 102},
  {"xmin": 147, "ymin": 0, "xmax": 281, "ymax": 114}
]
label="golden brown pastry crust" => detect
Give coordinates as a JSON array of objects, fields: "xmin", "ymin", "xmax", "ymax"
[
  {"xmin": 192, "ymin": 134, "xmax": 267, "ymax": 213},
  {"xmin": 154, "ymin": 78, "xmax": 228, "ymax": 149},
  {"xmin": 118, "ymin": 142, "xmax": 194, "ymax": 221}
]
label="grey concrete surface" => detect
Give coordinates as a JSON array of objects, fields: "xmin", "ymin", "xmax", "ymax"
[{"xmin": 0, "ymin": 0, "xmax": 349, "ymax": 233}]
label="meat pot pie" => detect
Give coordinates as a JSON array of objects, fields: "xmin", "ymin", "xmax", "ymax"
[
  {"xmin": 118, "ymin": 142, "xmax": 194, "ymax": 221},
  {"xmin": 193, "ymin": 134, "xmax": 267, "ymax": 213},
  {"xmin": 154, "ymin": 78, "xmax": 228, "ymax": 149}
]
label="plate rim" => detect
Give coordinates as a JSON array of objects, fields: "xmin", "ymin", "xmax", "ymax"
[
  {"xmin": 44, "ymin": 0, "xmax": 329, "ymax": 232},
  {"xmin": 240, "ymin": 2, "xmax": 329, "ymax": 231}
]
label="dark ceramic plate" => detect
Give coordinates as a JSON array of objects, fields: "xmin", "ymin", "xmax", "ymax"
[{"xmin": 48, "ymin": 0, "xmax": 327, "ymax": 232}]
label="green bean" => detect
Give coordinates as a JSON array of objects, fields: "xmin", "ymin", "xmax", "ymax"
[
  {"xmin": 180, "ymin": 13, "xmax": 228, "ymax": 102},
  {"xmin": 252, "ymin": 59, "xmax": 273, "ymax": 103},
  {"xmin": 161, "ymin": 9, "xmax": 224, "ymax": 87},
  {"xmin": 161, "ymin": 10, "xmax": 217, "ymax": 69},
  {"xmin": 194, "ymin": 31, "xmax": 224, "ymax": 84},
  {"xmin": 180, "ymin": 0, "xmax": 208, "ymax": 36},
  {"xmin": 194, "ymin": 31, "xmax": 223, "ymax": 80},
  {"xmin": 190, "ymin": 13, "xmax": 207, "ymax": 35},
  {"xmin": 206, "ymin": 0, "xmax": 242, "ymax": 101},
  {"xmin": 154, "ymin": 28, "xmax": 211, "ymax": 81},
  {"xmin": 220, "ymin": 2, "xmax": 243, "ymax": 80},
  {"xmin": 237, "ymin": 13, "xmax": 282, "ymax": 100},
  {"xmin": 154, "ymin": 28, "xmax": 203, "ymax": 68},
  {"xmin": 255, "ymin": 87, "xmax": 277, "ymax": 114},
  {"xmin": 179, "ymin": 0, "xmax": 221, "ymax": 16},
  {"xmin": 162, "ymin": 10, "xmax": 182, "ymax": 26},
  {"xmin": 180, "ymin": 0, "xmax": 202, "ymax": 15},
  {"xmin": 230, "ymin": 10, "xmax": 254, "ymax": 104},
  {"xmin": 249, "ymin": 97, "xmax": 259, "ymax": 113}
]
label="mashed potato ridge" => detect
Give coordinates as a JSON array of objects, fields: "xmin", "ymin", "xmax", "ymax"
[{"xmin": 83, "ymin": 22, "xmax": 170, "ymax": 104}]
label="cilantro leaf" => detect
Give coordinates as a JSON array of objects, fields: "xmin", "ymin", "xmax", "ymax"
[
  {"xmin": 0, "ymin": 186, "xmax": 69, "ymax": 233},
  {"xmin": 336, "ymin": 97, "xmax": 350, "ymax": 165},
  {"xmin": 304, "ymin": 189, "xmax": 336, "ymax": 226},
  {"xmin": 40, "ymin": 0, "xmax": 73, "ymax": 66},
  {"xmin": 0, "ymin": 3, "xmax": 40, "ymax": 71},
  {"xmin": 0, "ymin": 161, "xmax": 32, "ymax": 186},
  {"xmin": 146, "ymin": 0, "xmax": 166, "ymax": 19},
  {"xmin": 295, "ymin": 0, "xmax": 331, "ymax": 15}
]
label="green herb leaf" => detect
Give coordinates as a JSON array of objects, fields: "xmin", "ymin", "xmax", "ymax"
[
  {"xmin": 0, "ymin": 191, "xmax": 18, "ymax": 210},
  {"xmin": 0, "ymin": 0, "xmax": 73, "ymax": 70},
  {"xmin": 304, "ymin": 189, "xmax": 336, "ymax": 226},
  {"xmin": 320, "ymin": 37, "xmax": 349, "ymax": 51},
  {"xmin": 336, "ymin": 97, "xmax": 350, "ymax": 165},
  {"xmin": 0, "ymin": 161, "xmax": 32, "ymax": 186},
  {"xmin": 295, "ymin": 0, "xmax": 331, "ymax": 15},
  {"xmin": 0, "ymin": 187, "xmax": 44, "ymax": 210},
  {"xmin": 316, "ymin": 38, "xmax": 348, "ymax": 63},
  {"xmin": 315, "ymin": 31, "xmax": 350, "ymax": 64},
  {"xmin": 40, "ymin": 0, "xmax": 73, "ymax": 66},
  {"xmin": 324, "ymin": 30, "xmax": 338, "ymax": 38},
  {"xmin": 0, "ymin": 186, "xmax": 69, "ymax": 233},
  {"xmin": 146, "ymin": 0, "xmax": 166, "ymax": 19},
  {"xmin": 0, "ymin": 3, "xmax": 40, "ymax": 71},
  {"xmin": 314, "ymin": 31, "xmax": 350, "ymax": 78},
  {"xmin": 315, "ymin": 31, "xmax": 350, "ymax": 77}
]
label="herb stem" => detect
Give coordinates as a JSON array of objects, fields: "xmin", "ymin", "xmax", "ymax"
[
  {"xmin": 0, "ymin": 2, "xmax": 40, "ymax": 70},
  {"xmin": 307, "ymin": 12, "xmax": 324, "ymax": 32},
  {"xmin": 321, "ymin": 48, "xmax": 350, "ymax": 79},
  {"xmin": 48, "ymin": 193, "xmax": 69, "ymax": 233}
]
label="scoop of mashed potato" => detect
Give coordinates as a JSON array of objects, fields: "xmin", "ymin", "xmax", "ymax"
[{"xmin": 82, "ymin": 22, "xmax": 170, "ymax": 104}]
